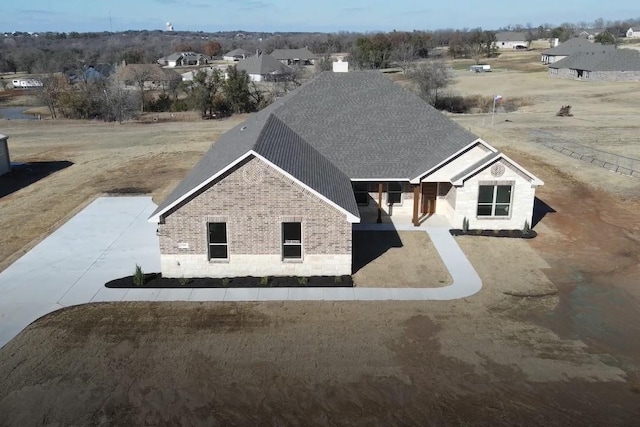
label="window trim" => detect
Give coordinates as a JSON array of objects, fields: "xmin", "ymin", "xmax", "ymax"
[
  {"xmin": 386, "ymin": 182, "xmax": 403, "ymax": 206},
  {"xmin": 207, "ymin": 222, "xmax": 229, "ymax": 261},
  {"xmin": 476, "ymin": 184, "xmax": 513, "ymax": 219},
  {"xmin": 282, "ymin": 221, "xmax": 303, "ymax": 262}
]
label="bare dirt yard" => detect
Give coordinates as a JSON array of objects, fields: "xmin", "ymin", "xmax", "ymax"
[{"xmin": 1, "ymin": 62, "xmax": 640, "ymax": 424}]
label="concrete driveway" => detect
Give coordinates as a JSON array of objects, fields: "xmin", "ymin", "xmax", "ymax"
[{"xmin": 0, "ymin": 196, "xmax": 481, "ymax": 349}]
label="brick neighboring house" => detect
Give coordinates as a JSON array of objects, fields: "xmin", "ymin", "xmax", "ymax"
[
  {"xmin": 149, "ymin": 71, "xmax": 543, "ymax": 278},
  {"xmin": 540, "ymin": 38, "xmax": 615, "ymax": 64},
  {"xmin": 270, "ymin": 47, "xmax": 317, "ymax": 65},
  {"xmin": 548, "ymin": 49, "xmax": 640, "ymax": 81}
]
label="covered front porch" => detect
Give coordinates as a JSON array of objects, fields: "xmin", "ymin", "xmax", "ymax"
[{"xmin": 353, "ymin": 181, "xmax": 454, "ymax": 229}]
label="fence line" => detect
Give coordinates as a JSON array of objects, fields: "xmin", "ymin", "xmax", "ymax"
[{"xmin": 530, "ymin": 130, "xmax": 640, "ymax": 178}]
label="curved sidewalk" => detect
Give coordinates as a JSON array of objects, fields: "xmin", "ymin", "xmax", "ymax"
[{"xmin": 0, "ymin": 197, "xmax": 481, "ymax": 348}]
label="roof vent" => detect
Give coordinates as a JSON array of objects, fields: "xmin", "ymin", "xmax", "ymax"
[{"xmin": 240, "ymin": 126, "xmax": 248, "ymax": 132}]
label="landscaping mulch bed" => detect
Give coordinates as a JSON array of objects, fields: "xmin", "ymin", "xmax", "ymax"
[
  {"xmin": 106, "ymin": 274, "xmax": 354, "ymax": 288},
  {"xmin": 449, "ymin": 229, "xmax": 537, "ymax": 239}
]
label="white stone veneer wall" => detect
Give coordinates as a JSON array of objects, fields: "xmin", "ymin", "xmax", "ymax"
[
  {"xmin": 161, "ymin": 254, "xmax": 352, "ymax": 278},
  {"xmin": 451, "ymin": 159, "xmax": 537, "ymax": 230}
]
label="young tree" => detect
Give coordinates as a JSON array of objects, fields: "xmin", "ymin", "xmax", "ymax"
[
  {"xmin": 594, "ymin": 31, "xmax": 617, "ymax": 45},
  {"xmin": 409, "ymin": 61, "xmax": 452, "ymax": 105},
  {"xmin": 185, "ymin": 69, "xmax": 224, "ymax": 116},
  {"xmin": 224, "ymin": 66, "xmax": 253, "ymax": 113}
]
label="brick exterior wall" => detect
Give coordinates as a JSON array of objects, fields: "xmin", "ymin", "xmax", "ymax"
[{"xmin": 158, "ymin": 156, "xmax": 352, "ymax": 278}]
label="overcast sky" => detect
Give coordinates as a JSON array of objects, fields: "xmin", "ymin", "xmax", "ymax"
[{"xmin": 1, "ymin": 0, "xmax": 638, "ymax": 33}]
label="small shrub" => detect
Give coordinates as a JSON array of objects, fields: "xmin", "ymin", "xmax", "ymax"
[
  {"xmin": 462, "ymin": 217, "xmax": 469, "ymax": 233},
  {"xmin": 297, "ymin": 276, "xmax": 308, "ymax": 286},
  {"xmin": 221, "ymin": 278, "xmax": 230, "ymax": 286},
  {"xmin": 260, "ymin": 276, "xmax": 270, "ymax": 286},
  {"xmin": 133, "ymin": 264, "xmax": 144, "ymax": 287},
  {"xmin": 523, "ymin": 220, "xmax": 531, "ymax": 235},
  {"xmin": 179, "ymin": 276, "xmax": 189, "ymax": 286},
  {"xmin": 334, "ymin": 276, "xmax": 343, "ymax": 283}
]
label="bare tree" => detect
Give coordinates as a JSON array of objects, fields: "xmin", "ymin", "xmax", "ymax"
[
  {"xmin": 391, "ymin": 42, "xmax": 417, "ymax": 74},
  {"xmin": 102, "ymin": 79, "xmax": 139, "ymax": 123},
  {"xmin": 36, "ymin": 74, "xmax": 70, "ymax": 119},
  {"xmin": 408, "ymin": 61, "xmax": 452, "ymax": 105}
]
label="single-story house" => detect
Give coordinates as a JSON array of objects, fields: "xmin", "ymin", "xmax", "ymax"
[
  {"xmin": 548, "ymin": 49, "xmax": 640, "ymax": 81},
  {"xmin": 157, "ymin": 52, "xmax": 207, "ymax": 67},
  {"xmin": 541, "ymin": 38, "xmax": 615, "ymax": 64},
  {"xmin": 115, "ymin": 64, "xmax": 181, "ymax": 90},
  {"xmin": 626, "ymin": 28, "xmax": 640, "ymax": 38},
  {"xmin": 234, "ymin": 53, "xmax": 292, "ymax": 82},
  {"xmin": 181, "ymin": 66, "xmax": 224, "ymax": 82},
  {"xmin": 0, "ymin": 134, "xmax": 10, "ymax": 176},
  {"xmin": 223, "ymin": 48, "xmax": 251, "ymax": 61},
  {"xmin": 149, "ymin": 71, "xmax": 543, "ymax": 278},
  {"xmin": 270, "ymin": 47, "xmax": 316, "ymax": 65},
  {"xmin": 494, "ymin": 32, "xmax": 528, "ymax": 49}
]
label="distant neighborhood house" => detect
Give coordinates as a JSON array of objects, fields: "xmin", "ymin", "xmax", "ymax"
[
  {"xmin": 149, "ymin": 71, "xmax": 543, "ymax": 279},
  {"xmin": 157, "ymin": 52, "xmax": 207, "ymax": 68},
  {"xmin": 540, "ymin": 38, "xmax": 615, "ymax": 64},
  {"xmin": 548, "ymin": 49, "xmax": 640, "ymax": 81},
  {"xmin": 494, "ymin": 32, "xmax": 528, "ymax": 49},
  {"xmin": 270, "ymin": 47, "xmax": 317, "ymax": 65},
  {"xmin": 223, "ymin": 48, "xmax": 251, "ymax": 61},
  {"xmin": 627, "ymin": 28, "xmax": 640, "ymax": 38},
  {"xmin": 234, "ymin": 53, "xmax": 292, "ymax": 82},
  {"xmin": 115, "ymin": 64, "xmax": 181, "ymax": 89}
]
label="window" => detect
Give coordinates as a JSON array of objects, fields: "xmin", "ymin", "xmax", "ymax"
[
  {"xmin": 353, "ymin": 182, "xmax": 369, "ymax": 206},
  {"xmin": 387, "ymin": 182, "xmax": 402, "ymax": 205},
  {"xmin": 207, "ymin": 222, "xmax": 228, "ymax": 259},
  {"xmin": 282, "ymin": 222, "xmax": 302, "ymax": 260},
  {"xmin": 477, "ymin": 185, "xmax": 512, "ymax": 217}
]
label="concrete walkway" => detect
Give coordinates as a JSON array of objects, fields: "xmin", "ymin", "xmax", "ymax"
[{"xmin": 0, "ymin": 197, "xmax": 481, "ymax": 348}]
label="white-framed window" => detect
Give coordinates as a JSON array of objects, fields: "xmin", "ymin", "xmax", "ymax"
[
  {"xmin": 207, "ymin": 222, "xmax": 228, "ymax": 260},
  {"xmin": 387, "ymin": 182, "xmax": 403, "ymax": 205},
  {"xmin": 282, "ymin": 222, "xmax": 302, "ymax": 260},
  {"xmin": 353, "ymin": 182, "xmax": 370, "ymax": 206},
  {"xmin": 477, "ymin": 185, "xmax": 512, "ymax": 217}
]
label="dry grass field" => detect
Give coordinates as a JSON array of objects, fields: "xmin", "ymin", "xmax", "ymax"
[{"xmin": 1, "ymin": 59, "xmax": 640, "ymax": 424}]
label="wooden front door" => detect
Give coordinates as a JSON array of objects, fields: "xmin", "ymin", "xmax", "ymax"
[{"xmin": 421, "ymin": 183, "xmax": 437, "ymax": 214}]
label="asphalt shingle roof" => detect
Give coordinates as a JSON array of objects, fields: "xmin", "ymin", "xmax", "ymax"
[
  {"xmin": 151, "ymin": 71, "xmax": 480, "ymax": 220},
  {"xmin": 224, "ymin": 48, "xmax": 251, "ymax": 57},
  {"xmin": 236, "ymin": 53, "xmax": 290, "ymax": 75},
  {"xmin": 549, "ymin": 49, "xmax": 640, "ymax": 71},
  {"xmin": 542, "ymin": 38, "xmax": 615, "ymax": 56},
  {"xmin": 270, "ymin": 47, "xmax": 316, "ymax": 60},
  {"xmin": 495, "ymin": 32, "xmax": 527, "ymax": 42}
]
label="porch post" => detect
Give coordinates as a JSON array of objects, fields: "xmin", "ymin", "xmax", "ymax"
[
  {"xmin": 412, "ymin": 184, "xmax": 420, "ymax": 226},
  {"xmin": 377, "ymin": 182, "xmax": 383, "ymax": 223}
]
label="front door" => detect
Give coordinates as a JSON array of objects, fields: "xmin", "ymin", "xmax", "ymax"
[{"xmin": 421, "ymin": 183, "xmax": 437, "ymax": 215}]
